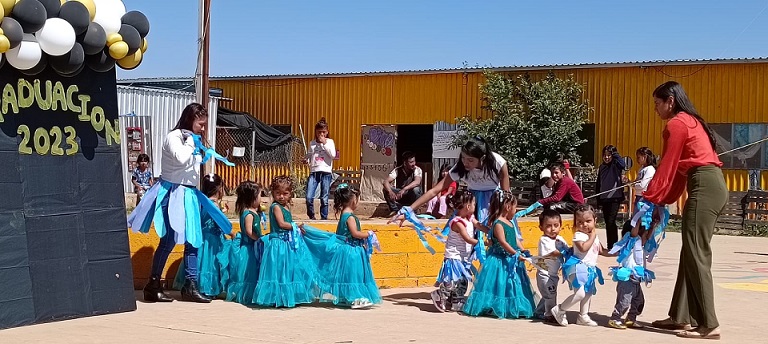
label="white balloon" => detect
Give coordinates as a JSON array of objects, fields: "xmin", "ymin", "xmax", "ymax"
[
  {"xmin": 36, "ymin": 18, "xmax": 76, "ymax": 56},
  {"xmin": 6, "ymin": 37, "xmax": 42, "ymax": 71},
  {"xmin": 93, "ymin": 0, "xmax": 124, "ymax": 35}
]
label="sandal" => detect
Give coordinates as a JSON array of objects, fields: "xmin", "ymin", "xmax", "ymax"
[
  {"xmin": 677, "ymin": 327, "xmax": 721, "ymax": 340},
  {"xmin": 652, "ymin": 317, "xmax": 694, "ymax": 331}
]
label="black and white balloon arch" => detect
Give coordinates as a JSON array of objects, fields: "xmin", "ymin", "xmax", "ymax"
[{"xmin": 0, "ymin": 0, "xmax": 150, "ymax": 76}]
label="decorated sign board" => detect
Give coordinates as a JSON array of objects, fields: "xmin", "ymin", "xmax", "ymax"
[
  {"xmin": 0, "ymin": 0, "xmax": 151, "ymax": 329},
  {"xmin": 360, "ymin": 125, "xmax": 396, "ymax": 201}
]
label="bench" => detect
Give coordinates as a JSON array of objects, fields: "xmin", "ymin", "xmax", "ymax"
[
  {"xmin": 743, "ymin": 190, "xmax": 768, "ymax": 230},
  {"xmin": 510, "ymin": 181, "xmax": 537, "ymax": 206},
  {"xmin": 715, "ymin": 191, "xmax": 747, "ymax": 233},
  {"xmin": 331, "ymin": 169, "xmax": 363, "ymax": 193}
]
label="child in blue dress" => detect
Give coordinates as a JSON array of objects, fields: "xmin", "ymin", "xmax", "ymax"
[
  {"xmin": 226, "ymin": 181, "xmax": 265, "ymax": 305},
  {"xmin": 430, "ymin": 190, "xmax": 479, "ymax": 312},
  {"xmin": 254, "ymin": 176, "xmax": 320, "ymax": 307},
  {"xmin": 315, "ymin": 184, "xmax": 381, "ymax": 309},
  {"xmin": 463, "ymin": 190, "xmax": 537, "ymax": 319},
  {"xmin": 172, "ymin": 174, "xmax": 232, "ymax": 298},
  {"xmin": 552, "ymin": 205, "xmax": 608, "ymax": 327}
]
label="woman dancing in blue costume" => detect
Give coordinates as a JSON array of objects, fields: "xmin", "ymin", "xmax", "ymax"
[{"xmin": 128, "ymin": 103, "xmax": 232, "ymax": 303}]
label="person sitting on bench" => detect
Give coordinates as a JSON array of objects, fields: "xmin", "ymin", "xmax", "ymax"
[
  {"xmin": 383, "ymin": 151, "xmax": 423, "ymax": 216},
  {"xmin": 539, "ymin": 162, "xmax": 584, "ymax": 213}
]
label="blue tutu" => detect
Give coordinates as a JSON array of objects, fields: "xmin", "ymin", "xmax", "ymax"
[
  {"xmin": 463, "ymin": 220, "xmax": 537, "ymax": 319},
  {"xmin": 127, "ymin": 179, "xmax": 232, "ymax": 248},
  {"xmin": 608, "ymin": 233, "xmax": 655, "ymax": 284},
  {"xmin": 254, "ymin": 203, "xmax": 321, "ymax": 308},
  {"xmin": 172, "ymin": 214, "xmax": 231, "ymax": 297},
  {"xmin": 307, "ymin": 213, "xmax": 381, "ymax": 307},
  {"xmin": 562, "ymin": 254, "xmax": 605, "ymax": 295},
  {"xmin": 226, "ymin": 210, "xmax": 265, "ymax": 305},
  {"xmin": 435, "ymin": 259, "xmax": 472, "ymax": 287}
]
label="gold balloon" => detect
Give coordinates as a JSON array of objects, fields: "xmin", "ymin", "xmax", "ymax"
[
  {"xmin": 0, "ymin": 4, "xmax": 4, "ymax": 22},
  {"xmin": 0, "ymin": 35, "xmax": 10, "ymax": 54},
  {"xmin": 108, "ymin": 41, "xmax": 129, "ymax": 60},
  {"xmin": 117, "ymin": 49, "xmax": 142, "ymax": 70},
  {"xmin": 0, "ymin": 28, "xmax": 4, "ymax": 36},
  {"xmin": 0, "ymin": 0, "xmax": 12, "ymax": 17},
  {"xmin": 73, "ymin": 0, "xmax": 96, "ymax": 21},
  {"xmin": 106, "ymin": 33, "xmax": 123, "ymax": 46},
  {"xmin": 140, "ymin": 37, "xmax": 148, "ymax": 53}
]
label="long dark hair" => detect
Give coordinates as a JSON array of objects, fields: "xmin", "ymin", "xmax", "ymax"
[
  {"xmin": 636, "ymin": 147, "xmax": 657, "ymax": 167},
  {"xmin": 201, "ymin": 174, "xmax": 224, "ymax": 198},
  {"xmin": 447, "ymin": 190, "xmax": 475, "ymax": 215},
  {"xmin": 437, "ymin": 163, "xmax": 451, "ymax": 183},
  {"xmin": 173, "ymin": 103, "xmax": 208, "ymax": 132},
  {"xmin": 653, "ymin": 81, "xmax": 717, "ymax": 151},
  {"xmin": 333, "ymin": 184, "xmax": 360, "ymax": 216},
  {"xmin": 488, "ymin": 190, "xmax": 517, "ymax": 225},
  {"xmin": 235, "ymin": 181, "xmax": 261, "ymax": 215},
  {"xmin": 452, "ymin": 137, "xmax": 499, "ymax": 181}
]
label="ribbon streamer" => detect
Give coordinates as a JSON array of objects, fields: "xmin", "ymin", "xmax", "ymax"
[
  {"xmin": 190, "ymin": 133, "xmax": 236, "ymax": 167},
  {"xmin": 366, "ymin": 231, "xmax": 382, "ymax": 257}
]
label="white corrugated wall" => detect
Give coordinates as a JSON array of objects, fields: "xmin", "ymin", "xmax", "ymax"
[
  {"xmin": 117, "ymin": 86, "xmax": 219, "ymax": 193},
  {"xmin": 433, "ymin": 121, "xmax": 458, "ymax": 185}
]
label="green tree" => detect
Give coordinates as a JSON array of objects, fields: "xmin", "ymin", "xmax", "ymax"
[{"xmin": 455, "ymin": 71, "xmax": 591, "ymax": 180}]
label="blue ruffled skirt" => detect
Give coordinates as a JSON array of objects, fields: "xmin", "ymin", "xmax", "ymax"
[
  {"xmin": 172, "ymin": 229, "xmax": 232, "ymax": 297},
  {"xmin": 127, "ymin": 179, "xmax": 232, "ymax": 248},
  {"xmin": 562, "ymin": 255, "xmax": 605, "ymax": 295},
  {"xmin": 435, "ymin": 258, "xmax": 472, "ymax": 287},
  {"xmin": 254, "ymin": 230, "xmax": 322, "ymax": 307},
  {"xmin": 462, "ymin": 249, "xmax": 537, "ymax": 319},
  {"xmin": 226, "ymin": 233, "xmax": 264, "ymax": 305},
  {"xmin": 303, "ymin": 229, "xmax": 381, "ymax": 306}
]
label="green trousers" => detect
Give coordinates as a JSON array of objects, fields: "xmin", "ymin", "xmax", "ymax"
[{"xmin": 669, "ymin": 165, "xmax": 727, "ymax": 328}]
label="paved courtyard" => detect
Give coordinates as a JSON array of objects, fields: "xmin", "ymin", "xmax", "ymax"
[{"xmin": 2, "ymin": 229, "xmax": 768, "ymax": 344}]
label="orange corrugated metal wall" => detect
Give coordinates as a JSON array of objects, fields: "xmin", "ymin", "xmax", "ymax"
[{"xmin": 211, "ymin": 62, "xmax": 768, "ymax": 194}]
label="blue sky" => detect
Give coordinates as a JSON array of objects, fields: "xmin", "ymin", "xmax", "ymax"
[{"xmin": 117, "ymin": 0, "xmax": 768, "ymax": 79}]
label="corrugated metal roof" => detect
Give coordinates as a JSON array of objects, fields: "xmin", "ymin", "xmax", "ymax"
[{"xmin": 118, "ymin": 57, "xmax": 768, "ymax": 83}]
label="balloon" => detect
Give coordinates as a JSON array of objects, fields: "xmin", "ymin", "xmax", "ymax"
[
  {"xmin": 84, "ymin": 47, "xmax": 113, "ymax": 72},
  {"xmin": 140, "ymin": 37, "xmax": 147, "ymax": 53},
  {"xmin": 107, "ymin": 39, "xmax": 126, "ymax": 59},
  {"xmin": 36, "ymin": 17, "xmax": 75, "ymax": 56},
  {"xmin": 11, "ymin": 0, "xmax": 47, "ymax": 33},
  {"xmin": 0, "ymin": 34, "xmax": 9, "ymax": 53},
  {"xmin": 0, "ymin": 53, "xmax": 5, "ymax": 69},
  {"xmin": 92, "ymin": 8, "xmax": 119, "ymax": 34},
  {"xmin": 121, "ymin": 10, "xmax": 149, "ymax": 38},
  {"xmin": 61, "ymin": 61, "xmax": 84, "ymax": 77},
  {"xmin": 6, "ymin": 34, "xmax": 42, "ymax": 70},
  {"xmin": 58, "ymin": 1, "xmax": 89, "ymax": 35},
  {"xmin": 0, "ymin": 0, "xmax": 14, "ymax": 16},
  {"xmin": 38, "ymin": 0, "xmax": 60, "ymax": 18},
  {"xmin": 116, "ymin": 47, "xmax": 140, "ymax": 70},
  {"xmin": 105, "ymin": 32, "xmax": 120, "ymax": 46},
  {"xmin": 0, "ymin": 4, "xmax": 4, "ymax": 21},
  {"xmin": 92, "ymin": 0, "xmax": 122, "ymax": 34},
  {"xmin": 72, "ymin": 0, "xmax": 94, "ymax": 21},
  {"xmin": 117, "ymin": 24, "xmax": 138, "ymax": 54},
  {"xmin": 19, "ymin": 52, "xmax": 46, "ymax": 75},
  {"xmin": 50, "ymin": 41, "xmax": 84, "ymax": 75},
  {"xmin": 80, "ymin": 22, "xmax": 105, "ymax": 55},
  {"xmin": 1, "ymin": 17, "xmax": 23, "ymax": 48}
]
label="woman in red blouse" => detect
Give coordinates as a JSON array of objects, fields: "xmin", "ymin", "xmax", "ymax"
[{"xmin": 645, "ymin": 82, "xmax": 726, "ymax": 340}]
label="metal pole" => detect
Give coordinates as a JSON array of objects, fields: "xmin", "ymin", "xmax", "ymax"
[{"xmin": 251, "ymin": 129, "xmax": 256, "ymax": 181}]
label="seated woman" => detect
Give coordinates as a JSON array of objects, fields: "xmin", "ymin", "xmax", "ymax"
[{"xmin": 425, "ymin": 164, "xmax": 457, "ymax": 219}]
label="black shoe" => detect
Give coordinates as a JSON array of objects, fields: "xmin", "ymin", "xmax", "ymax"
[
  {"xmin": 181, "ymin": 279, "xmax": 212, "ymax": 303},
  {"xmin": 143, "ymin": 275, "xmax": 174, "ymax": 303}
]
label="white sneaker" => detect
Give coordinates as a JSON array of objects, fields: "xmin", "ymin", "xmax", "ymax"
[
  {"xmin": 577, "ymin": 314, "xmax": 598, "ymax": 327},
  {"xmin": 551, "ymin": 305, "xmax": 568, "ymax": 326},
  {"xmin": 351, "ymin": 298, "xmax": 373, "ymax": 309}
]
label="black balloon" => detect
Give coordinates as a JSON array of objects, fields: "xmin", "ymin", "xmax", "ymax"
[
  {"xmin": 62, "ymin": 62, "xmax": 85, "ymax": 77},
  {"xmin": 59, "ymin": 1, "xmax": 90, "ymax": 35},
  {"xmin": 121, "ymin": 11, "xmax": 150, "ymax": 38},
  {"xmin": 80, "ymin": 22, "xmax": 106, "ymax": 55},
  {"xmin": 19, "ymin": 54, "xmax": 48, "ymax": 76},
  {"xmin": 85, "ymin": 49, "xmax": 115, "ymax": 73},
  {"xmin": 1, "ymin": 18, "xmax": 24, "ymax": 49},
  {"xmin": 11, "ymin": 0, "xmax": 47, "ymax": 33},
  {"xmin": 38, "ymin": 0, "xmax": 61, "ymax": 18},
  {"xmin": 51, "ymin": 42, "xmax": 84, "ymax": 76},
  {"xmin": 118, "ymin": 24, "xmax": 141, "ymax": 55}
]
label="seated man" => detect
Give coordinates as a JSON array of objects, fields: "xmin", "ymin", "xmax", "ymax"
[
  {"xmin": 382, "ymin": 151, "xmax": 423, "ymax": 215},
  {"xmin": 538, "ymin": 162, "xmax": 584, "ymax": 213}
]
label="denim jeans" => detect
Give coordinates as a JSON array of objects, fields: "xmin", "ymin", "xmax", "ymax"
[
  {"xmin": 149, "ymin": 190, "xmax": 198, "ymax": 280},
  {"xmin": 306, "ymin": 171, "xmax": 332, "ymax": 220}
]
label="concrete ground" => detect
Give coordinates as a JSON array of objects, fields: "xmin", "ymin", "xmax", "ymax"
[{"xmin": 3, "ymin": 229, "xmax": 768, "ymax": 344}]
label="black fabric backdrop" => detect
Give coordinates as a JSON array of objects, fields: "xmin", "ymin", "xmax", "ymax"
[
  {"xmin": 217, "ymin": 107, "xmax": 293, "ymax": 148},
  {"xmin": 0, "ymin": 65, "xmax": 136, "ymax": 329}
]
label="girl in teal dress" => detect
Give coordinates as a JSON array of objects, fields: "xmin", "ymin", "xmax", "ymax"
[
  {"xmin": 254, "ymin": 176, "xmax": 321, "ymax": 307},
  {"xmin": 172, "ymin": 174, "xmax": 233, "ymax": 298},
  {"xmin": 463, "ymin": 190, "xmax": 537, "ymax": 319},
  {"xmin": 316, "ymin": 184, "xmax": 381, "ymax": 309},
  {"xmin": 226, "ymin": 181, "xmax": 264, "ymax": 305}
]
